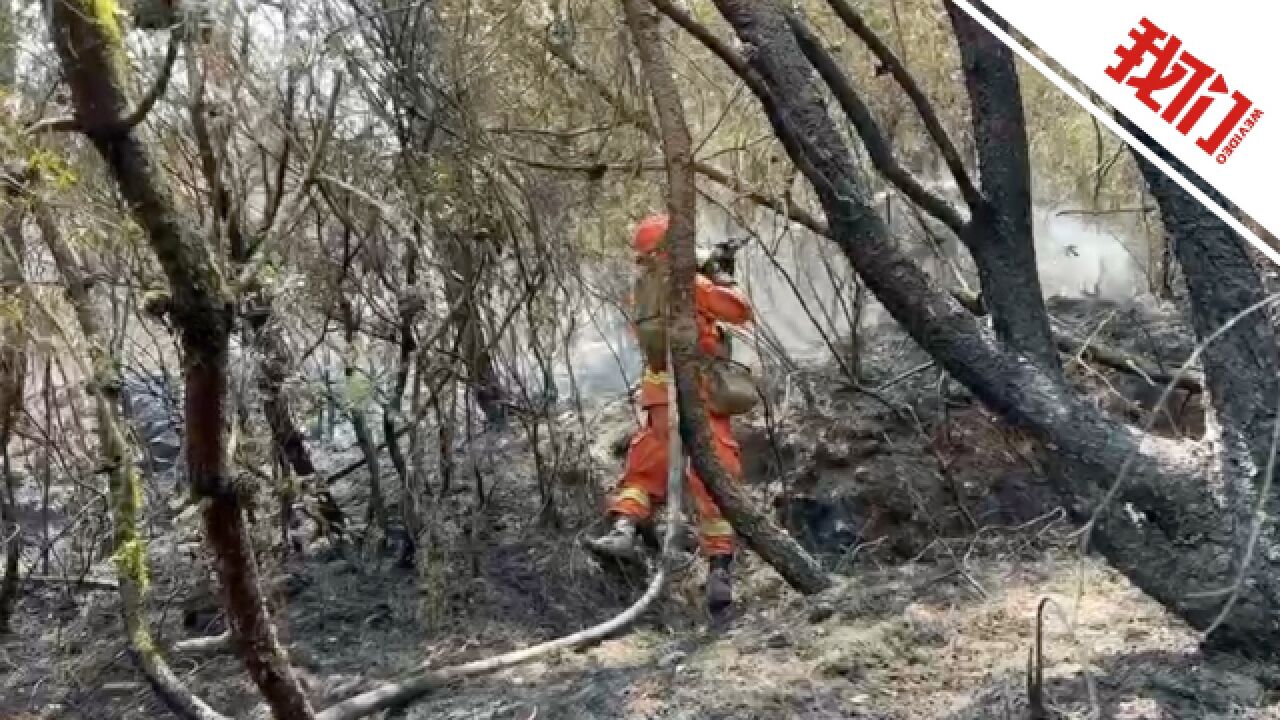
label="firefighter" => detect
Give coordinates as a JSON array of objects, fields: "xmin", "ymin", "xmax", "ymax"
[{"xmin": 585, "ymin": 213, "xmax": 753, "ymax": 620}]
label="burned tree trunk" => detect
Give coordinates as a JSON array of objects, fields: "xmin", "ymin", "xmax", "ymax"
[
  {"xmin": 624, "ymin": 0, "xmax": 830, "ymax": 594},
  {"xmin": 245, "ymin": 295, "xmax": 345, "ymax": 553},
  {"xmin": 944, "ymin": 2, "xmax": 1061, "ymax": 378},
  {"xmin": 382, "ymin": 229, "xmax": 421, "ymax": 489},
  {"xmin": 1122, "ymin": 127, "xmax": 1279, "ymax": 463},
  {"xmin": 1123, "ymin": 125, "xmax": 1280, "ymax": 652},
  {"xmin": 441, "ymin": 230, "xmax": 507, "ymax": 425},
  {"xmin": 47, "ymin": 2, "xmax": 316, "ymax": 716},
  {"xmin": 696, "ymin": 0, "xmax": 1280, "ymax": 654},
  {"xmin": 771, "ymin": 0, "xmax": 1058, "ymax": 376},
  {"xmin": 337, "ymin": 296, "xmax": 385, "ymax": 532}
]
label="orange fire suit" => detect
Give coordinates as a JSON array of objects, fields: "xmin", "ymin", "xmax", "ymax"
[{"xmin": 608, "ymin": 274, "xmax": 753, "ymax": 557}]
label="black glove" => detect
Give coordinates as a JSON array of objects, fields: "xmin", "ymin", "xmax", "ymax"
[{"xmin": 700, "ymin": 254, "xmax": 736, "ymax": 284}]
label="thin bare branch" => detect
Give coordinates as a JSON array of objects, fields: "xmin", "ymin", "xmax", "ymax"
[
  {"xmin": 824, "ymin": 0, "xmax": 981, "ymax": 209},
  {"xmin": 26, "ymin": 33, "xmax": 181, "ymax": 136},
  {"xmin": 787, "ymin": 13, "xmax": 968, "ymax": 236}
]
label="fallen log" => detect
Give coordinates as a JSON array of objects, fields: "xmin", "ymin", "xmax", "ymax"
[{"xmin": 950, "ymin": 288, "xmax": 1203, "ymax": 393}]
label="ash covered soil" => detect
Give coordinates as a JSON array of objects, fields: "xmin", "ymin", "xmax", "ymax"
[{"xmin": 4, "ymin": 295, "xmax": 1280, "ymax": 719}]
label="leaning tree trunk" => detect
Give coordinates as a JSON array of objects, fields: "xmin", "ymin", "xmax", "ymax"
[
  {"xmin": 337, "ymin": 297, "xmax": 385, "ymax": 532},
  {"xmin": 765, "ymin": 0, "xmax": 1059, "ymax": 377},
  {"xmin": 253, "ymin": 300, "xmax": 324, "ymax": 550},
  {"xmin": 440, "ymin": 230, "xmax": 507, "ymax": 424},
  {"xmin": 33, "ymin": 190, "xmax": 227, "ymax": 720},
  {"xmin": 382, "ymin": 230, "xmax": 421, "ymax": 492},
  {"xmin": 1122, "ymin": 120, "xmax": 1280, "ymax": 652},
  {"xmin": 699, "ymin": 0, "xmax": 1280, "ymax": 655},
  {"xmin": 623, "ymin": 0, "xmax": 830, "ymax": 595},
  {"xmin": 0, "ymin": 177, "xmax": 26, "ymax": 634},
  {"xmin": 46, "ymin": 2, "xmax": 316, "ymax": 717}
]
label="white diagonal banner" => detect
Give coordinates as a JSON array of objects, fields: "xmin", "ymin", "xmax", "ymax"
[{"xmin": 952, "ymin": 1, "xmax": 1280, "ymax": 267}]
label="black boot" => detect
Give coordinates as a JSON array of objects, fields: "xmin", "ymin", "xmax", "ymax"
[{"xmin": 706, "ymin": 554, "xmax": 733, "ymax": 626}]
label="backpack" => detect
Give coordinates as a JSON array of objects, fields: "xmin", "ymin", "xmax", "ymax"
[
  {"xmin": 705, "ymin": 322, "xmax": 759, "ymax": 416},
  {"xmin": 630, "ymin": 256, "xmax": 670, "ymax": 372},
  {"xmin": 631, "ymin": 263, "xmax": 760, "ymax": 416},
  {"xmin": 706, "ymin": 356, "xmax": 760, "ymax": 416}
]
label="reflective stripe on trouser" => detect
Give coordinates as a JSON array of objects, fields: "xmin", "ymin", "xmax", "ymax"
[
  {"xmin": 611, "ymin": 486, "xmax": 652, "ymax": 519},
  {"xmin": 608, "ymin": 403, "xmax": 742, "ymax": 557},
  {"xmin": 637, "ymin": 370, "xmax": 671, "ymax": 408},
  {"xmin": 698, "ymin": 517, "xmax": 735, "ymax": 557}
]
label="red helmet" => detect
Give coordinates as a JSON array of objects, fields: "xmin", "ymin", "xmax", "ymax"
[{"xmin": 632, "ymin": 213, "xmax": 669, "ymax": 255}]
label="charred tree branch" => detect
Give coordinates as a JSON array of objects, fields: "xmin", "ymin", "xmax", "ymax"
[
  {"xmin": 701, "ymin": 0, "xmax": 1280, "ymax": 651},
  {"xmin": 944, "ymin": 1, "xmax": 1060, "ymax": 376},
  {"xmin": 786, "ymin": 13, "xmax": 968, "ymax": 236},
  {"xmin": 823, "ymin": 0, "xmax": 981, "ymax": 209}
]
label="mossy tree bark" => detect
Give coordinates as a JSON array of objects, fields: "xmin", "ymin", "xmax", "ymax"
[
  {"xmin": 32, "ymin": 189, "xmax": 227, "ymax": 720},
  {"xmin": 46, "ymin": 2, "xmax": 316, "ymax": 716},
  {"xmin": 0, "ymin": 173, "xmax": 27, "ymax": 634},
  {"xmin": 0, "ymin": 0, "xmax": 24, "ymax": 631}
]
